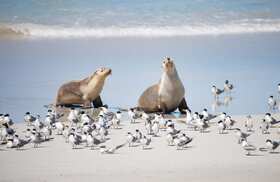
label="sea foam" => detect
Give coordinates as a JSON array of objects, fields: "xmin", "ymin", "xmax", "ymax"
[{"xmin": 1, "ymin": 19, "xmax": 280, "ymax": 39}]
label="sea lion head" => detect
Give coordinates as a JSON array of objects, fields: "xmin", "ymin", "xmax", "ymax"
[
  {"xmin": 96, "ymin": 67, "xmax": 112, "ymax": 77},
  {"xmin": 92, "ymin": 67, "xmax": 112, "ymax": 80},
  {"xmin": 162, "ymin": 57, "xmax": 175, "ymax": 73}
]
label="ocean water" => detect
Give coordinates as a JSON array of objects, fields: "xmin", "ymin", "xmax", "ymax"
[
  {"xmin": 1, "ymin": 0, "xmax": 280, "ymax": 38},
  {"xmin": 0, "ymin": 1, "xmax": 280, "ymax": 122}
]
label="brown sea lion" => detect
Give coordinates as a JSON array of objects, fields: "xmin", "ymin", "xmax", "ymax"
[
  {"xmin": 56, "ymin": 67, "xmax": 111, "ymax": 108},
  {"xmin": 138, "ymin": 57, "xmax": 190, "ymax": 114}
]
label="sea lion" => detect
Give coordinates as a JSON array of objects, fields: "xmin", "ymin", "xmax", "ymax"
[
  {"xmin": 138, "ymin": 57, "xmax": 190, "ymax": 114},
  {"xmin": 56, "ymin": 67, "xmax": 111, "ymax": 108}
]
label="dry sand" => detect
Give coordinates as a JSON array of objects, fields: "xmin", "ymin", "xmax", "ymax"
[{"xmin": 0, "ymin": 113, "xmax": 280, "ymax": 182}]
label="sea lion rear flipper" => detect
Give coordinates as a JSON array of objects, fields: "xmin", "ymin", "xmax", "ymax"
[
  {"xmin": 178, "ymin": 97, "xmax": 191, "ymax": 114},
  {"xmin": 92, "ymin": 95, "xmax": 103, "ymax": 108}
]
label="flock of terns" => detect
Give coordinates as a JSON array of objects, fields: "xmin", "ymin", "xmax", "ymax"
[{"xmin": 0, "ymin": 81, "xmax": 280, "ymax": 156}]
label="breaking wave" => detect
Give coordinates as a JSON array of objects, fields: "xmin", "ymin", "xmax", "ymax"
[{"xmin": 1, "ymin": 19, "xmax": 280, "ymax": 39}]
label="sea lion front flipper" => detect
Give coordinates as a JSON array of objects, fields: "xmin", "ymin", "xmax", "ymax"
[
  {"xmin": 92, "ymin": 95, "xmax": 103, "ymax": 108},
  {"xmin": 158, "ymin": 96, "xmax": 168, "ymax": 114},
  {"xmin": 178, "ymin": 97, "xmax": 191, "ymax": 114}
]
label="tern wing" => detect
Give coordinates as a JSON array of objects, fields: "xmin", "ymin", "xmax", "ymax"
[
  {"xmin": 272, "ymin": 141, "xmax": 280, "ymax": 150},
  {"xmin": 146, "ymin": 138, "xmax": 152, "ymax": 146},
  {"xmin": 185, "ymin": 138, "xmax": 193, "ymax": 145},
  {"xmin": 115, "ymin": 143, "xmax": 126, "ymax": 150},
  {"xmin": 93, "ymin": 137, "xmax": 102, "ymax": 145}
]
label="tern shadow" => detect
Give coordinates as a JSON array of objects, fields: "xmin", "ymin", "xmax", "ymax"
[
  {"xmin": 200, "ymin": 130, "xmax": 211, "ymax": 133},
  {"xmin": 72, "ymin": 147, "xmax": 85, "ymax": 150},
  {"xmin": 246, "ymin": 154, "xmax": 264, "ymax": 156},
  {"xmin": 269, "ymin": 151, "xmax": 280, "ymax": 154},
  {"xmin": 143, "ymin": 147, "xmax": 153, "ymax": 150}
]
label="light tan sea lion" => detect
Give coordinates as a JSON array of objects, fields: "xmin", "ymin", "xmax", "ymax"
[
  {"xmin": 56, "ymin": 68, "xmax": 111, "ymax": 108},
  {"xmin": 138, "ymin": 57, "xmax": 190, "ymax": 114}
]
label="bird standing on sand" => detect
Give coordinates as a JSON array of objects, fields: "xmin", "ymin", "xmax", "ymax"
[
  {"xmin": 166, "ymin": 133, "xmax": 176, "ymax": 146},
  {"xmin": 196, "ymin": 118, "xmax": 209, "ymax": 133},
  {"xmin": 201, "ymin": 108, "xmax": 216, "ymax": 122},
  {"xmin": 184, "ymin": 109, "xmax": 193, "ymax": 124},
  {"xmin": 174, "ymin": 133, "xmax": 193, "ymax": 150},
  {"xmin": 140, "ymin": 136, "xmax": 152, "ymax": 149},
  {"xmin": 80, "ymin": 112, "xmax": 94, "ymax": 125},
  {"xmin": 128, "ymin": 108, "xmax": 136, "ymax": 123},
  {"xmin": 134, "ymin": 129, "xmax": 143, "ymax": 142},
  {"xmin": 30, "ymin": 131, "xmax": 43, "ymax": 148},
  {"xmin": 44, "ymin": 115, "xmax": 53, "ymax": 127},
  {"xmin": 145, "ymin": 120, "xmax": 152, "ymax": 135},
  {"xmin": 244, "ymin": 115, "xmax": 254, "ymax": 132},
  {"xmin": 224, "ymin": 80, "xmax": 234, "ymax": 93},
  {"xmin": 268, "ymin": 96, "xmax": 277, "ymax": 111},
  {"xmin": 54, "ymin": 121, "xmax": 64, "ymax": 135},
  {"xmin": 98, "ymin": 126, "xmax": 108, "ymax": 142},
  {"xmin": 62, "ymin": 125, "xmax": 70, "ymax": 142},
  {"xmin": 240, "ymin": 138, "xmax": 256, "ymax": 156},
  {"xmin": 33, "ymin": 115, "xmax": 43, "ymax": 131},
  {"xmin": 11, "ymin": 134, "xmax": 30, "ymax": 150},
  {"xmin": 1, "ymin": 123, "xmax": 15, "ymax": 142},
  {"xmin": 3, "ymin": 114, "xmax": 14, "ymax": 126},
  {"xmin": 86, "ymin": 133, "xmax": 102, "ymax": 149},
  {"xmin": 24, "ymin": 128, "xmax": 32, "ymax": 139},
  {"xmin": 219, "ymin": 112, "xmax": 227, "ymax": 121},
  {"xmin": 127, "ymin": 132, "xmax": 137, "ymax": 147},
  {"xmin": 68, "ymin": 133, "xmax": 82, "ymax": 149},
  {"xmin": 265, "ymin": 139, "xmax": 280, "ymax": 153},
  {"xmin": 112, "ymin": 111, "xmax": 122, "ymax": 129},
  {"xmin": 234, "ymin": 128, "xmax": 250, "ymax": 144},
  {"xmin": 224, "ymin": 116, "xmax": 235, "ymax": 130},
  {"xmin": 264, "ymin": 113, "xmax": 278, "ymax": 125},
  {"xmin": 67, "ymin": 108, "xmax": 79, "ymax": 126},
  {"xmin": 260, "ymin": 119, "xmax": 270, "ymax": 134},
  {"xmin": 166, "ymin": 123, "xmax": 180, "ymax": 135},
  {"xmin": 217, "ymin": 120, "xmax": 226, "ymax": 134},
  {"xmin": 40, "ymin": 125, "xmax": 52, "ymax": 140},
  {"xmin": 152, "ymin": 121, "xmax": 160, "ymax": 136},
  {"xmin": 24, "ymin": 112, "xmax": 36, "ymax": 126},
  {"xmin": 211, "ymin": 85, "xmax": 223, "ymax": 98}
]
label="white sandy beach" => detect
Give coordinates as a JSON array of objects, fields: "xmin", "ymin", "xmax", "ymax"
[{"xmin": 0, "ymin": 113, "xmax": 280, "ymax": 182}]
